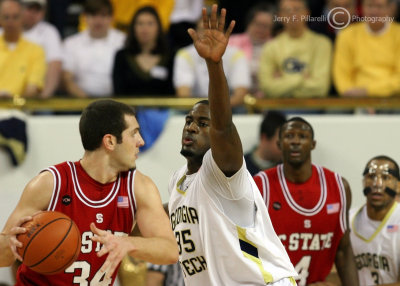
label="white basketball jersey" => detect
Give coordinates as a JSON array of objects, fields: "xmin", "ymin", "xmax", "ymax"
[
  {"xmin": 350, "ymin": 202, "xmax": 400, "ymax": 285},
  {"xmin": 168, "ymin": 150, "xmax": 297, "ymax": 286}
]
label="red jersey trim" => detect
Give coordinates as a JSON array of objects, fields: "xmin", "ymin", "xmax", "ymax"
[
  {"xmin": 277, "ymin": 164, "xmax": 327, "ymax": 216},
  {"xmin": 67, "ymin": 161, "xmax": 121, "ymax": 208}
]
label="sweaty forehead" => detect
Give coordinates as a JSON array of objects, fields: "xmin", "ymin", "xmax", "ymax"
[
  {"xmin": 367, "ymin": 159, "xmax": 395, "ymax": 172},
  {"xmin": 189, "ymin": 103, "xmax": 210, "ymax": 118},
  {"xmin": 284, "ymin": 121, "xmax": 311, "ymax": 133}
]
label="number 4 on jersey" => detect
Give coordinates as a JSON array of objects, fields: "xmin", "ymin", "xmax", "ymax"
[{"xmin": 294, "ymin": 256, "xmax": 311, "ymax": 286}]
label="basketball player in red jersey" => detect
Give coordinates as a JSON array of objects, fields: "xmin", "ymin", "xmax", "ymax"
[
  {"xmin": 253, "ymin": 117, "xmax": 359, "ymax": 286},
  {"xmin": 0, "ymin": 100, "xmax": 178, "ymax": 285}
]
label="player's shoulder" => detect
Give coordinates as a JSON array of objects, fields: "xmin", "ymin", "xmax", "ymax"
[
  {"xmin": 391, "ymin": 202, "xmax": 400, "ymax": 219},
  {"xmin": 133, "ymin": 169, "xmax": 152, "ymax": 184},
  {"xmin": 264, "ymin": 165, "xmax": 279, "ymax": 175},
  {"xmin": 253, "ymin": 165, "xmax": 278, "ymax": 180},
  {"xmin": 317, "ymin": 164, "xmax": 337, "ymax": 176},
  {"xmin": 24, "ymin": 169, "xmax": 55, "ymax": 198}
]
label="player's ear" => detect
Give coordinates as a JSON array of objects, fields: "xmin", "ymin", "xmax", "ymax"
[
  {"xmin": 277, "ymin": 139, "xmax": 282, "ymax": 150},
  {"xmin": 103, "ymin": 134, "xmax": 116, "ymax": 150},
  {"xmin": 311, "ymin": 140, "xmax": 316, "ymax": 150}
]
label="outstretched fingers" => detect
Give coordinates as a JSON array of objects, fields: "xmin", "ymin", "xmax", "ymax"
[
  {"xmin": 202, "ymin": 7, "xmax": 209, "ymax": 30},
  {"xmin": 187, "ymin": 28, "xmax": 198, "ymax": 42},
  {"xmin": 218, "ymin": 8, "xmax": 226, "ymax": 32},
  {"xmin": 225, "ymin": 20, "xmax": 235, "ymax": 38},
  {"xmin": 210, "ymin": 4, "xmax": 218, "ymax": 29}
]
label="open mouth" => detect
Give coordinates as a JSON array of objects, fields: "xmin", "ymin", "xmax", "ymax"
[
  {"xmin": 289, "ymin": 151, "xmax": 301, "ymax": 157},
  {"xmin": 183, "ymin": 136, "xmax": 194, "ymax": 145}
]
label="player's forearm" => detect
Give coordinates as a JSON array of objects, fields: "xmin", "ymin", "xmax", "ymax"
[
  {"xmin": 206, "ymin": 59, "xmax": 232, "ymax": 130},
  {"xmin": 128, "ymin": 236, "xmax": 178, "ymax": 265},
  {"xmin": 0, "ymin": 233, "xmax": 15, "ymax": 267},
  {"xmin": 335, "ymin": 244, "xmax": 359, "ymax": 285}
]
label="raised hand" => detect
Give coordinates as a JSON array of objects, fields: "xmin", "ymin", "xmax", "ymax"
[
  {"xmin": 90, "ymin": 223, "xmax": 133, "ymax": 280},
  {"xmin": 187, "ymin": 4, "xmax": 235, "ymax": 63}
]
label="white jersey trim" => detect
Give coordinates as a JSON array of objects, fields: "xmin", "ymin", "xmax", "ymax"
[
  {"xmin": 277, "ymin": 164, "xmax": 327, "ymax": 216},
  {"xmin": 45, "ymin": 166, "xmax": 62, "ymax": 211},
  {"xmin": 335, "ymin": 173, "xmax": 347, "ymax": 232},
  {"xmin": 67, "ymin": 161, "xmax": 120, "ymax": 208},
  {"xmin": 127, "ymin": 170, "xmax": 137, "ymax": 218},
  {"xmin": 352, "ymin": 202, "xmax": 398, "ymax": 242},
  {"xmin": 257, "ymin": 171, "xmax": 270, "ymax": 208}
]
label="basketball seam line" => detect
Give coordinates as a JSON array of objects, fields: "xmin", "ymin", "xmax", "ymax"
[
  {"xmin": 41, "ymin": 223, "xmax": 81, "ymax": 274},
  {"xmin": 27, "ymin": 218, "xmax": 72, "ymax": 268}
]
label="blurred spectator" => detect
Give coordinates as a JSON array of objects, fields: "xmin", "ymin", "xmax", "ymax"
[
  {"xmin": 79, "ymin": 0, "xmax": 174, "ymax": 33},
  {"xmin": 244, "ymin": 110, "xmax": 286, "ymax": 176},
  {"xmin": 112, "ymin": 6, "xmax": 174, "ymax": 152},
  {"xmin": 258, "ymin": 0, "xmax": 332, "ymax": 98},
  {"xmin": 62, "ymin": 0, "xmax": 125, "ymax": 98},
  {"xmin": 168, "ymin": 0, "xmax": 203, "ymax": 53},
  {"xmin": 173, "ymin": 17, "xmax": 251, "ymax": 111},
  {"xmin": 21, "ymin": 0, "xmax": 62, "ymax": 98},
  {"xmin": 333, "ymin": 0, "xmax": 400, "ymax": 97},
  {"xmin": 112, "ymin": 6, "xmax": 175, "ymax": 97},
  {"xmin": 0, "ymin": 0, "xmax": 45, "ymax": 98},
  {"xmin": 146, "ymin": 262, "xmax": 184, "ymax": 286},
  {"xmin": 309, "ymin": 0, "xmax": 357, "ymax": 42},
  {"xmin": 229, "ymin": 2, "xmax": 275, "ymax": 97},
  {"xmin": 218, "ymin": 0, "xmax": 274, "ymax": 33},
  {"xmin": 110, "ymin": 0, "xmax": 174, "ymax": 32}
]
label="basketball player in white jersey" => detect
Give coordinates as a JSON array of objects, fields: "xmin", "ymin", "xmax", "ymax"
[
  {"xmin": 168, "ymin": 4, "xmax": 297, "ymax": 285},
  {"xmin": 351, "ymin": 155, "xmax": 400, "ymax": 285}
]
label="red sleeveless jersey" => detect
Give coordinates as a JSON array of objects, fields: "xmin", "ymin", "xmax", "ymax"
[
  {"xmin": 254, "ymin": 164, "xmax": 347, "ymax": 286},
  {"xmin": 16, "ymin": 161, "xmax": 137, "ymax": 286}
]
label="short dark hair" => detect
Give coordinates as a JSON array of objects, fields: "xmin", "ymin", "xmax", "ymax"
[
  {"xmin": 84, "ymin": 0, "xmax": 112, "ymax": 15},
  {"xmin": 364, "ymin": 155, "xmax": 400, "ymax": 180},
  {"xmin": 244, "ymin": 2, "xmax": 276, "ymax": 28},
  {"xmin": 260, "ymin": 110, "xmax": 286, "ymax": 139},
  {"xmin": 79, "ymin": 100, "xmax": 136, "ymax": 151},
  {"xmin": 125, "ymin": 6, "xmax": 167, "ymax": 55},
  {"xmin": 195, "ymin": 99, "xmax": 209, "ymax": 106},
  {"xmin": 279, "ymin": 116, "xmax": 314, "ymax": 139}
]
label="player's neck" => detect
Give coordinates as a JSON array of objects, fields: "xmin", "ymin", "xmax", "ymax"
[
  {"xmin": 186, "ymin": 159, "xmax": 202, "ymax": 175},
  {"xmin": 367, "ymin": 201, "xmax": 395, "ymax": 221},
  {"xmin": 283, "ymin": 161, "xmax": 312, "ymax": 183},
  {"xmin": 80, "ymin": 153, "xmax": 119, "ymax": 184}
]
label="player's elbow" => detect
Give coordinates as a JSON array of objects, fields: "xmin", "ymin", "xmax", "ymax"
[
  {"xmin": 166, "ymin": 242, "xmax": 179, "ymax": 264},
  {"xmin": 0, "ymin": 253, "xmax": 15, "ymax": 267}
]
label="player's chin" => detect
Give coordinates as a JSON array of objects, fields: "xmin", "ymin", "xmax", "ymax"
[{"xmin": 180, "ymin": 147, "xmax": 195, "ymax": 157}]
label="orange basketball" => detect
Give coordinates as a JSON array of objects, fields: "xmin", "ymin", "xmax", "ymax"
[{"xmin": 17, "ymin": 211, "xmax": 81, "ymax": 275}]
